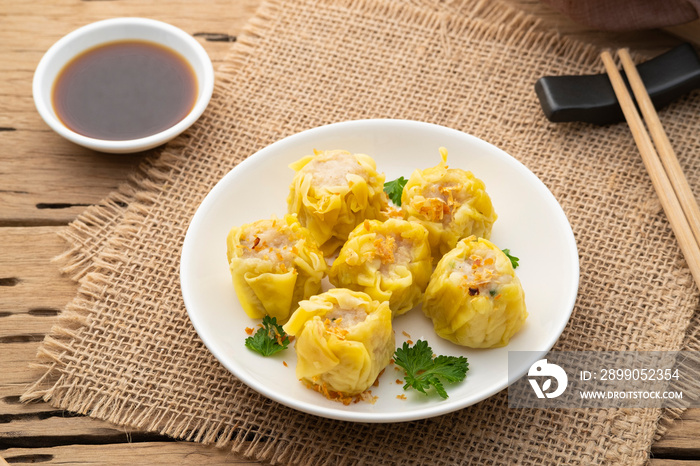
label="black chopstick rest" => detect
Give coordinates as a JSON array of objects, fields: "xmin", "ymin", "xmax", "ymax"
[{"xmin": 535, "ymin": 43, "xmax": 700, "ymax": 125}]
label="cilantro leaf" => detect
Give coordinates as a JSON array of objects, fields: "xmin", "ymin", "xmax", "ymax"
[
  {"xmin": 501, "ymin": 248, "xmax": 519, "ymax": 269},
  {"xmin": 384, "ymin": 176, "xmax": 408, "ymax": 206},
  {"xmin": 245, "ymin": 316, "xmax": 290, "ymax": 356},
  {"xmin": 393, "ymin": 340, "xmax": 469, "ymax": 399}
]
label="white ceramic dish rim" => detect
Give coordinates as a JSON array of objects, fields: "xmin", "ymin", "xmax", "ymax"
[
  {"xmin": 32, "ymin": 17, "xmax": 214, "ymax": 154},
  {"xmin": 180, "ymin": 119, "xmax": 580, "ymax": 423}
]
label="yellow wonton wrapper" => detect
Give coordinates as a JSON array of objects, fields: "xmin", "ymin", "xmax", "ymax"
[
  {"xmin": 328, "ymin": 219, "xmax": 431, "ymax": 317},
  {"xmin": 423, "ymin": 236, "xmax": 527, "ymax": 348},
  {"xmin": 283, "ymin": 289, "xmax": 395, "ymax": 396},
  {"xmin": 401, "ymin": 148, "xmax": 497, "ymax": 262},
  {"xmin": 226, "ymin": 214, "xmax": 326, "ymax": 323},
  {"xmin": 287, "ymin": 149, "xmax": 388, "ymax": 255}
]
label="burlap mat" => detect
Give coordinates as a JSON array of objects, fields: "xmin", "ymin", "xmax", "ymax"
[{"xmin": 24, "ymin": 0, "xmax": 700, "ymax": 463}]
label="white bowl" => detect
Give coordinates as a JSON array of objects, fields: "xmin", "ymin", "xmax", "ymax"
[{"xmin": 33, "ymin": 18, "xmax": 214, "ymax": 154}]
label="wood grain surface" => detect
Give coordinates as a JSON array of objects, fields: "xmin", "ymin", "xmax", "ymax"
[{"xmin": 1, "ymin": 0, "xmax": 699, "ymax": 464}]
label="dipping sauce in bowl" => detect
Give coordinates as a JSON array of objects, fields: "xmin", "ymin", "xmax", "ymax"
[
  {"xmin": 33, "ymin": 18, "xmax": 214, "ymax": 153},
  {"xmin": 53, "ymin": 40, "xmax": 197, "ymax": 141}
]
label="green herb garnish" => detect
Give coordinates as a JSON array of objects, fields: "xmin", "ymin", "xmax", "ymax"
[
  {"xmin": 393, "ymin": 340, "xmax": 469, "ymax": 399},
  {"xmin": 502, "ymin": 248, "xmax": 519, "ymax": 269},
  {"xmin": 383, "ymin": 176, "xmax": 408, "ymax": 206},
  {"xmin": 245, "ymin": 316, "xmax": 290, "ymax": 356}
]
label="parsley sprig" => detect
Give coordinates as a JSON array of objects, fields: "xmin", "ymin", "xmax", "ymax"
[
  {"xmin": 393, "ymin": 340, "xmax": 469, "ymax": 399},
  {"xmin": 383, "ymin": 176, "xmax": 408, "ymax": 206},
  {"xmin": 501, "ymin": 249, "xmax": 519, "ymax": 269},
  {"xmin": 245, "ymin": 316, "xmax": 290, "ymax": 356}
]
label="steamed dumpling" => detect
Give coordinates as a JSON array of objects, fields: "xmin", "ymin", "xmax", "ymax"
[
  {"xmin": 422, "ymin": 236, "xmax": 527, "ymax": 348},
  {"xmin": 402, "ymin": 148, "xmax": 496, "ymax": 262},
  {"xmin": 283, "ymin": 289, "xmax": 394, "ymax": 397},
  {"xmin": 226, "ymin": 214, "xmax": 326, "ymax": 323},
  {"xmin": 287, "ymin": 149, "xmax": 388, "ymax": 255},
  {"xmin": 328, "ymin": 218, "xmax": 431, "ymax": 316}
]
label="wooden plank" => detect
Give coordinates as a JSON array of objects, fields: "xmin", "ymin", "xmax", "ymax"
[
  {"xmin": 653, "ymin": 409, "xmax": 700, "ymax": 458},
  {"xmin": 0, "ymin": 227, "xmax": 72, "ymax": 416},
  {"xmin": 650, "ymin": 461, "xmax": 700, "ymax": 466},
  {"xmin": 0, "ymin": 415, "xmax": 176, "ymax": 449},
  {"xmin": 0, "ymin": 442, "xmax": 258, "ymax": 465},
  {"xmin": 0, "ymin": 341, "xmax": 47, "ymax": 387},
  {"xmin": 0, "ymin": 226, "xmax": 76, "ymax": 314},
  {"xmin": 0, "ymin": 340, "xmax": 57, "ymax": 416},
  {"xmin": 0, "ymin": 393, "xmax": 54, "ymax": 417},
  {"xmin": 0, "ymin": 131, "xmax": 148, "ymax": 226},
  {"xmin": 0, "ymin": 226, "xmax": 67, "ymax": 410},
  {"xmin": 0, "ymin": 313, "xmax": 61, "ymax": 340}
]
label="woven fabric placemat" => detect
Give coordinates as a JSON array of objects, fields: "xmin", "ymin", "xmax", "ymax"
[{"xmin": 25, "ymin": 0, "xmax": 700, "ymax": 463}]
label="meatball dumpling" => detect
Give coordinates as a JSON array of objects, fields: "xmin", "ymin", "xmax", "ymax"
[
  {"xmin": 287, "ymin": 149, "xmax": 388, "ymax": 255},
  {"xmin": 402, "ymin": 148, "xmax": 496, "ymax": 263},
  {"xmin": 329, "ymin": 219, "xmax": 431, "ymax": 316},
  {"xmin": 283, "ymin": 289, "xmax": 395, "ymax": 397},
  {"xmin": 423, "ymin": 236, "xmax": 527, "ymax": 348},
  {"xmin": 226, "ymin": 214, "xmax": 326, "ymax": 323}
]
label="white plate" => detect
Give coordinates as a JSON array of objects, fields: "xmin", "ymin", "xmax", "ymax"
[{"xmin": 180, "ymin": 119, "xmax": 579, "ymax": 423}]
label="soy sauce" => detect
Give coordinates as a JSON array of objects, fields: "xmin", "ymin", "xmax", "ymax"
[{"xmin": 52, "ymin": 40, "xmax": 197, "ymax": 141}]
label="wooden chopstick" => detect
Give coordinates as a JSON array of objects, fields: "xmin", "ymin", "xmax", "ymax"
[
  {"xmin": 618, "ymin": 48, "xmax": 700, "ymax": 249},
  {"xmin": 601, "ymin": 49, "xmax": 700, "ymax": 290}
]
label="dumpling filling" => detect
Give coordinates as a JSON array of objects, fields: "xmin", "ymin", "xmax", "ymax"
[
  {"xmin": 238, "ymin": 221, "xmax": 295, "ymax": 270},
  {"xmin": 413, "ymin": 181, "xmax": 469, "ymax": 225},
  {"xmin": 451, "ymin": 249, "xmax": 513, "ymax": 298},
  {"xmin": 302, "ymin": 150, "xmax": 367, "ymax": 187},
  {"xmin": 326, "ymin": 306, "xmax": 367, "ymax": 329}
]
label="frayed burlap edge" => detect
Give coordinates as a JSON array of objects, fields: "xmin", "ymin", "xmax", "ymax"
[{"xmin": 23, "ymin": 0, "xmax": 693, "ymax": 460}]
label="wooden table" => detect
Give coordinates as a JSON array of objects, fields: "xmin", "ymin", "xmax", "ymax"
[{"xmin": 1, "ymin": 1, "xmax": 699, "ymax": 464}]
